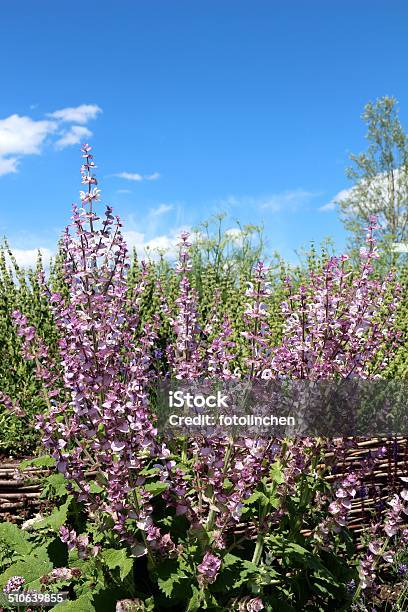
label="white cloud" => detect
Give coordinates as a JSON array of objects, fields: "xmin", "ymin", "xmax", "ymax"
[
  {"xmin": 117, "ymin": 188, "xmax": 132, "ymax": 194},
  {"xmin": 4, "ymin": 226, "xmax": 183, "ymax": 268},
  {"xmin": 55, "ymin": 125, "xmax": 92, "ymax": 149},
  {"xmin": 0, "ymin": 104, "xmax": 102, "ymax": 176},
  {"xmin": 320, "ymin": 188, "xmax": 351, "ymax": 212},
  {"xmin": 113, "ymin": 171, "xmax": 160, "ymax": 182},
  {"xmin": 123, "ymin": 226, "xmax": 190, "ymax": 259},
  {"xmin": 0, "ymin": 114, "xmax": 56, "ymax": 156},
  {"xmin": 216, "ymin": 195, "xmax": 241, "ymax": 208},
  {"xmin": 0, "ymin": 156, "xmax": 19, "ymax": 176},
  {"xmin": 218, "ymin": 190, "xmax": 318, "ymax": 213},
  {"xmin": 47, "ymin": 104, "xmax": 102, "ymax": 124},
  {"xmin": 5, "ymin": 225, "xmax": 190, "ymax": 268},
  {"xmin": 115, "ymin": 172, "xmax": 144, "ymax": 181},
  {"xmin": 145, "ymin": 172, "xmax": 160, "ymax": 181},
  {"xmin": 0, "ymin": 114, "xmax": 57, "ymax": 173},
  {"xmin": 0, "ymin": 114, "xmax": 56, "ymax": 175},
  {"xmin": 6, "ymin": 247, "xmax": 53, "ymax": 268},
  {"xmin": 150, "ymin": 203, "xmax": 173, "ymax": 217},
  {"xmin": 259, "ymin": 189, "xmax": 318, "ymax": 211}
]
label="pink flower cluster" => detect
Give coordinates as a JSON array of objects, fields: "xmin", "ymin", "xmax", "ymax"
[
  {"xmin": 40, "ymin": 567, "xmax": 82, "ymax": 584},
  {"xmin": 59, "ymin": 526, "xmax": 99, "ymax": 559},
  {"xmin": 0, "ymin": 391, "xmax": 25, "ymax": 417},
  {"xmin": 197, "ymin": 551, "xmax": 221, "ymax": 585},
  {"xmin": 3, "ymin": 575, "xmax": 25, "ymax": 593},
  {"xmin": 270, "ymin": 222, "xmax": 400, "ymax": 379},
  {"xmin": 358, "ymin": 483, "xmax": 408, "ymax": 591},
  {"xmin": 13, "ymin": 145, "xmax": 171, "ymax": 554}
]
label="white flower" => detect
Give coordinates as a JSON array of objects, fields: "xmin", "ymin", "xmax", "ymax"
[
  {"xmin": 111, "ymin": 440, "xmax": 126, "ymax": 452},
  {"xmin": 21, "ymin": 513, "xmax": 44, "ymax": 530}
]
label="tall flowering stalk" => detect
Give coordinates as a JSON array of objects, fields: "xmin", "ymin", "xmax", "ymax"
[
  {"xmin": 166, "ymin": 232, "xmax": 204, "ymax": 380},
  {"xmin": 13, "ymin": 145, "xmax": 167, "ymax": 553},
  {"xmin": 241, "ymin": 262, "xmax": 272, "ymax": 379},
  {"xmin": 271, "ymin": 218, "xmax": 400, "ymax": 379},
  {"xmin": 161, "ymin": 242, "xmax": 278, "ymax": 569},
  {"xmin": 206, "ymin": 316, "xmax": 236, "ymax": 380}
]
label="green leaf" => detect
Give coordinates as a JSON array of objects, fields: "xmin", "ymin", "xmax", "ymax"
[
  {"xmin": 32, "ymin": 543, "xmax": 52, "ymax": 564},
  {"xmin": 47, "ymin": 536, "xmax": 69, "ymax": 567},
  {"xmin": 89, "ymin": 481, "xmax": 104, "ymax": 494},
  {"xmin": 270, "ymin": 462, "xmax": 285, "ymax": 485},
  {"xmin": 222, "ymin": 553, "xmax": 242, "ymax": 567},
  {"xmin": 0, "ymin": 522, "xmax": 32, "ymax": 556},
  {"xmin": 284, "ymin": 543, "xmax": 325, "ymax": 571},
  {"xmin": 223, "ymin": 478, "xmax": 233, "ymax": 490},
  {"xmin": 156, "ymin": 559, "xmax": 187, "ymax": 598},
  {"xmin": 33, "ymin": 496, "xmax": 72, "ymax": 531},
  {"xmin": 241, "ymin": 559, "xmax": 259, "ymax": 573},
  {"xmin": 158, "ymin": 573, "xmax": 185, "ymax": 598},
  {"xmin": 313, "ymin": 568, "xmax": 340, "ymax": 587},
  {"xmin": 92, "ymin": 587, "xmax": 133, "ymax": 612},
  {"xmin": 245, "ymin": 490, "xmax": 269, "ymax": 506},
  {"xmin": 0, "ymin": 556, "xmax": 53, "ymax": 590},
  {"xmin": 231, "ymin": 559, "xmax": 260, "ymax": 588},
  {"xmin": 286, "ymin": 543, "xmax": 310, "ymax": 556},
  {"xmin": 188, "ymin": 524, "xmax": 210, "ymax": 547},
  {"xmin": 139, "ymin": 466, "xmax": 162, "ymax": 477},
  {"xmin": 144, "ymin": 481, "xmax": 169, "ymax": 496},
  {"xmin": 185, "ymin": 585, "xmax": 203, "ymax": 611},
  {"xmin": 19, "ymin": 455, "xmax": 55, "ymax": 469},
  {"xmin": 102, "ymin": 548, "xmax": 133, "ymax": 581},
  {"xmin": 52, "ymin": 593, "xmax": 95, "ymax": 611},
  {"xmin": 312, "ymin": 580, "xmax": 336, "ymax": 597},
  {"xmin": 42, "ymin": 473, "xmax": 69, "ymax": 498}
]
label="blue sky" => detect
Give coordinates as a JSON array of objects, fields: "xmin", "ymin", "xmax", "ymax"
[{"xmin": 1, "ymin": 0, "xmax": 408, "ymax": 265}]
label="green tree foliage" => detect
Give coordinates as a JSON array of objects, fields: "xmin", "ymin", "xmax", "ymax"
[{"xmin": 339, "ymin": 96, "xmax": 408, "ymax": 263}]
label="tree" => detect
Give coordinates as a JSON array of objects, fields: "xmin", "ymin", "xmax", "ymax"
[{"xmin": 339, "ymin": 96, "xmax": 408, "ymax": 262}]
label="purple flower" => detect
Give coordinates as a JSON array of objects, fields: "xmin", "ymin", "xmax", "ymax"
[
  {"xmin": 398, "ymin": 564, "xmax": 408, "ymax": 576},
  {"xmin": 3, "ymin": 576, "xmax": 25, "ymax": 593},
  {"xmin": 315, "ymin": 471, "xmax": 360, "ymax": 541},
  {"xmin": 41, "ymin": 567, "xmax": 81, "ymax": 583},
  {"xmin": 368, "ymin": 540, "xmax": 382, "ymax": 556},
  {"xmin": 271, "ymin": 219, "xmax": 400, "ymax": 380},
  {"xmin": 247, "ymin": 597, "xmax": 264, "ymax": 611},
  {"xmin": 197, "ymin": 552, "xmax": 221, "ymax": 585}
]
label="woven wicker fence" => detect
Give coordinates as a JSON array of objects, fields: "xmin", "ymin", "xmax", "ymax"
[
  {"xmin": 1, "ymin": 438, "xmax": 407, "ymax": 535},
  {"xmin": 0, "ymin": 459, "xmax": 45, "ymax": 523}
]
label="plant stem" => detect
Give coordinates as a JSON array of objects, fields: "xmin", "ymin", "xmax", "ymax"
[{"xmin": 252, "ymin": 533, "xmax": 265, "ymax": 565}]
